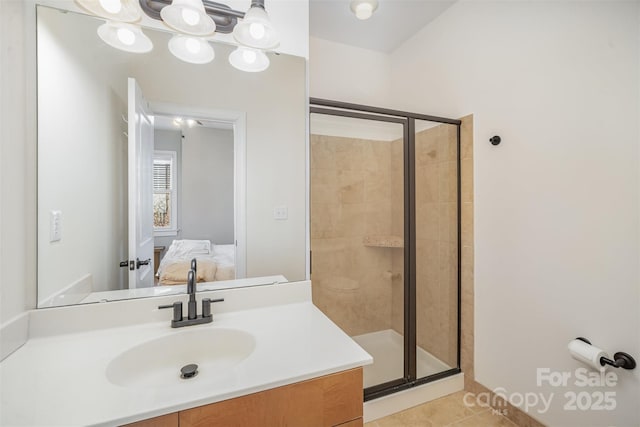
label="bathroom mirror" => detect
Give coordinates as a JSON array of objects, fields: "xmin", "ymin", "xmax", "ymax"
[{"xmin": 36, "ymin": 5, "xmax": 307, "ymax": 308}]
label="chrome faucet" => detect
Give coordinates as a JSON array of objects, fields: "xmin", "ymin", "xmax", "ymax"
[{"xmin": 159, "ymin": 258, "xmax": 223, "ymax": 328}]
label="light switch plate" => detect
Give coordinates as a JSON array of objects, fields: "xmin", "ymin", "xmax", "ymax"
[{"xmin": 50, "ymin": 210, "xmax": 62, "ymax": 242}]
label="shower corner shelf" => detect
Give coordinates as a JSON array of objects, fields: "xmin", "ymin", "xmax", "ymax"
[{"xmin": 363, "ymin": 235, "xmax": 404, "ymax": 248}]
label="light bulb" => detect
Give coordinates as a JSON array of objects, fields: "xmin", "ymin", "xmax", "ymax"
[
  {"xmin": 355, "ymin": 3, "xmax": 373, "ymax": 20},
  {"xmin": 76, "ymin": 0, "xmax": 140, "ymax": 21},
  {"xmin": 242, "ymin": 49, "xmax": 257, "ymax": 64},
  {"xmin": 229, "ymin": 46, "xmax": 269, "ymax": 72},
  {"xmin": 187, "ymin": 119, "xmax": 195, "ymax": 127},
  {"xmin": 116, "ymin": 27, "xmax": 136, "ymax": 46},
  {"xmin": 181, "ymin": 8, "xmax": 200, "ymax": 26},
  {"xmin": 99, "ymin": 0, "xmax": 122, "ymax": 14},
  {"xmin": 249, "ymin": 22, "xmax": 265, "ymax": 40},
  {"xmin": 98, "ymin": 22, "xmax": 152, "ymax": 53},
  {"xmin": 185, "ymin": 37, "xmax": 201, "ymax": 54},
  {"xmin": 232, "ymin": 5, "xmax": 279, "ymax": 49}
]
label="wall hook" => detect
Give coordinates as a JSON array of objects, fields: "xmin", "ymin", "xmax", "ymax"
[{"xmin": 489, "ymin": 135, "xmax": 501, "ymax": 146}]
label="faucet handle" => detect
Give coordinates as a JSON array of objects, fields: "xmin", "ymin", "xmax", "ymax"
[
  {"xmin": 201, "ymin": 298, "xmax": 224, "ymax": 318},
  {"xmin": 159, "ymin": 301, "xmax": 183, "ymax": 323},
  {"xmin": 187, "ymin": 269, "xmax": 196, "ymax": 295}
]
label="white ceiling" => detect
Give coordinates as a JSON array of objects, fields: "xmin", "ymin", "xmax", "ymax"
[{"xmin": 310, "ymin": 0, "xmax": 457, "ymax": 53}]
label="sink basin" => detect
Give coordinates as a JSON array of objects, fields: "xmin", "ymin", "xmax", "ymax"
[{"xmin": 106, "ymin": 328, "xmax": 255, "ymax": 388}]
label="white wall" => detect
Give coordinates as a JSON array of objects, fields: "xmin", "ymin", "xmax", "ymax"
[
  {"xmin": 181, "ymin": 126, "xmax": 235, "ymax": 245},
  {"xmin": 37, "ymin": 6, "xmax": 129, "ymax": 301},
  {"xmin": 309, "ymin": 37, "xmax": 391, "ymax": 106},
  {"xmin": 388, "ymin": 1, "xmax": 639, "ymax": 425},
  {"xmin": 0, "ymin": 0, "xmax": 35, "ymax": 323}
]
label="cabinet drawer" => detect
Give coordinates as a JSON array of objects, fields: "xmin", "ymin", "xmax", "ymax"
[{"xmin": 180, "ymin": 368, "xmax": 363, "ymax": 427}]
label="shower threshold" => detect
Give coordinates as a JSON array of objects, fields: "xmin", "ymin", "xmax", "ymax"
[{"xmin": 352, "ymin": 329, "xmax": 450, "ymax": 389}]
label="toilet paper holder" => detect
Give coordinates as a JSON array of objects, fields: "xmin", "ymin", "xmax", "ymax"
[{"xmin": 576, "ymin": 337, "xmax": 636, "ymax": 370}]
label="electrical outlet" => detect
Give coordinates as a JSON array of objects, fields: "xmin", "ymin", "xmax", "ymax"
[
  {"xmin": 273, "ymin": 206, "xmax": 288, "ymax": 220},
  {"xmin": 50, "ymin": 210, "xmax": 62, "ymax": 242}
]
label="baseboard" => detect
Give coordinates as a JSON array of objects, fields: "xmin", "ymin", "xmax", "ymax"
[{"xmin": 465, "ymin": 379, "xmax": 547, "ymax": 427}]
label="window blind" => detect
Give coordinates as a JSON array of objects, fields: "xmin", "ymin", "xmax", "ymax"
[{"xmin": 153, "ymin": 163, "xmax": 171, "ymax": 191}]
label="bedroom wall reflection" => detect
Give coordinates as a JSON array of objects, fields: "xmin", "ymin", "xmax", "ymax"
[{"xmin": 36, "ymin": 6, "xmax": 307, "ymax": 308}]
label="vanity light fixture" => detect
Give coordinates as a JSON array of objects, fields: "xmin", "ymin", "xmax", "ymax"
[
  {"xmin": 228, "ymin": 46, "xmax": 269, "ymax": 73},
  {"xmin": 350, "ymin": 0, "xmax": 378, "ymax": 20},
  {"xmin": 97, "ymin": 21, "xmax": 153, "ymax": 53},
  {"xmin": 81, "ymin": 0, "xmax": 277, "ymax": 71},
  {"xmin": 75, "ymin": 0, "xmax": 141, "ymax": 22},
  {"xmin": 160, "ymin": 0, "xmax": 216, "ymax": 36},
  {"xmin": 232, "ymin": 0, "xmax": 279, "ymax": 50},
  {"xmin": 168, "ymin": 34, "xmax": 215, "ymax": 64}
]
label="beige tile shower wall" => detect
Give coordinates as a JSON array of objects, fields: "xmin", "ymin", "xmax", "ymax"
[
  {"xmin": 459, "ymin": 115, "xmax": 474, "ymax": 386},
  {"xmin": 391, "ymin": 123, "xmax": 460, "ymax": 368},
  {"xmin": 310, "ymin": 134, "xmax": 395, "ymax": 336}
]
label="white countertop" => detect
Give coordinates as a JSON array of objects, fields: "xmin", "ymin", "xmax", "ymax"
[{"xmin": 0, "ymin": 284, "xmax": 372, "ymax": 426}]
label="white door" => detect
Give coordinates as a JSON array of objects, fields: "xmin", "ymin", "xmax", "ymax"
[{"xmin": 128, "ymin": 78, "xmax": 155, "ymax": 288}]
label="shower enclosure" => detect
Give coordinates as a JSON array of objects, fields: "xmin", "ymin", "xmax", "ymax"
[{"xmin": 309, "ymin": 99, "xmax": 461, "ymax": 400}]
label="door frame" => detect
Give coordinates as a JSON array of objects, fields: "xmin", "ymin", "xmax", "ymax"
[{"xmin": 150, "ymin": 102, "xmax": 247, "ymax": 279}]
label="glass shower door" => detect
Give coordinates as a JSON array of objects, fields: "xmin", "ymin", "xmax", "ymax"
[{"xmin": 309, "ymin": 110, "xmax": 406, "ymax": 390}]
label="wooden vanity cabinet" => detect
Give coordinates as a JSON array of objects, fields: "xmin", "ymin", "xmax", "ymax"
[{"xmin": 125, "ymin": 367, "xmax": 363, "ymax": 427}]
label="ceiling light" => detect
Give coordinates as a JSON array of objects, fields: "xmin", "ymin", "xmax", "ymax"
[
  {"xmin": 75, "ymin": 0, "xmax": 141, "ymax": 22},
  {"xmin": 232, "ymin": 0, "xmax": 279, "ymax": 50},
  {"xmin": 228, "ymin": 46, "xmax": 269, "ymax": 72},
  {"xmin": 160, "ymin": 0, "xmax": 216, "ymax": 36},
  {"xmin": 350, "ymin": 0, "xmax": 378, "ymax": 20},
  {"xmin": 168, "ymin": 34, "xmax": 215, "ymax": 64},
  {"xmin": 97, "ymin": 21, "xmax": 153, "ymax": 53}
]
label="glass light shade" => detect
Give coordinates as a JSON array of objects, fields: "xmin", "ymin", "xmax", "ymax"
[
  {"xmin": 97, "ymin": 22, "xmax": 153, "ymax": 53},
  {"xmin": 228, "ymin": 46, "xmax": 269, "ymax": 72},
  {"xmin": 160, "ymin": 0, "xmax": 216, "ymax": 36},
  {"xmin": 350, "ymin": 0, "xmax": 378, "ymax": 20},
  {"xmin": 75, "ymin": 0, "xmax": 141, "ymax": 22},
  {"xmin": 168, "ymin": 35, "xmax": 215, "ymax": 64},
  {"xmin": 232, "ymin": 6, "xmax": 279, "ymax": 50}
]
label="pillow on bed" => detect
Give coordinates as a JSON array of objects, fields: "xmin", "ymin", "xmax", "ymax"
[
  {"xmin": 172, "ymin": 240, "xmax": 211, "ymax": 256},
  {"xmin": 160, "ymin": 259, "xmax": 217, "ymax": 285}
]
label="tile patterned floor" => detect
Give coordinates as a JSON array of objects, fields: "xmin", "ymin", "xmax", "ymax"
[{"xmin": 364, "ymin": 391, "xmax": 519, "ymax": 427}]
